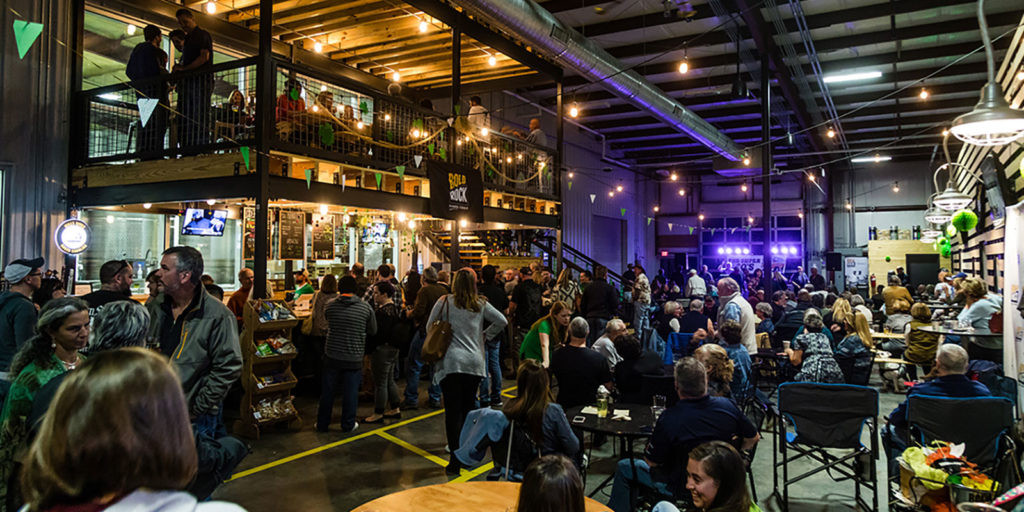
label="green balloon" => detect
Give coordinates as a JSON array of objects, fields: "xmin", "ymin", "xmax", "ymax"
[
  {"xmin": 945, "ymin": 223, "xmax": 957, "ymax": 237},
  {"xmin": 951, "ymin": 209, "xmax": 979, "ymax": 232},
  {"xmin": 937, "ymin": 236, "xmax": 949, "ymax": 247},
  {"xmin": 885, "ymin": 256, "xmax": 891, "ymax": 262},
  {"xmin": 940, "ymin": 244, "xmax": 952, "ymax": 258}
]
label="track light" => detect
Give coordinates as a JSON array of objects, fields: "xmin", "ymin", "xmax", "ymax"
[{"xmin": 205, "ymin": 1, "xmax": 216, "ymax": 14}]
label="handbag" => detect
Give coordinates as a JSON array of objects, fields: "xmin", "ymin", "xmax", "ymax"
[
  {"xmin": 421, "ymin": 297, "xmax": 452, "ymax": 363},
  {"xmin": 300, "ymin": 293, "xmax": 316, "ymax": 335}
]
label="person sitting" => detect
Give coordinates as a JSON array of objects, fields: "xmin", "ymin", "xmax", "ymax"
[
  {"xmin": 519, "ymin": 301, "xmax": 571, "ymax": 368},
  {"xmin": 881, "ymin": 344, "xmax": 989, "ymax": 477},
  {"xmin": 275, "ymin": 78, "xmax": 306, "ymax": 141},
  {"xmin": 655, "ymin": 301, "xmax": 682, "ymax": 343},
  {"xmin": 678, "ymin": 297, "xmax": 714, "ymax": 342},
  {"xmin": 956, "ymin": 277, "xmax": 1003, "ymax": 362},
  {"xmin": 784, "ymin": 309, "xmax": 843, "ymax": 383},
  {"xmin": 504, "ymin": 360, "xmax": 581, "ymax": 469},
  {"xmin": 883, "ymin": 298, "xmax": 913, "ymax": 334},
  {"xmin": 612, "ymin": 334, "xmax": 663, "ymax": 404},
  {"xmin": 850, "ymin": 294, "xmax": 874, "ymax": 324},
  {"xmin": 515, "ymin": 454, "xmax": 585, "ymax": 512},
  {"xmin": 550, "ymin": 318, "xmax": 612, "ymax": 411},
  {"xmin": 834, "ymin": 312, "xmax": 874, "ymax": 384},
  {"xmin": 19, "ymin": 348, "xmax": 246, "ymax": 512},
  {"xmin": 592, "ymin": 319, "xmax": 626, "ymax": 371},
  {"xmin": 694, "ymin": 344, "xmax": 734, "ymax": 398},
  {"xmin": 718, "ymin": 320, "xmax": 752, "ymax": 403},
  {"xmin": 824, "ymin": 298, "xmax": 853, "ymax": 342},
  {"xmin": 652, "ymin": 440, "xmax": 759, "ymax": 512},
  {"xmin": 754, "ymin": 302, "xmax": 774, "ymax": 335},
  {"xmin": 935, "ymin": 274, "xmax": 955, "ymax": 303},
  {"xmin": 606, "ymin": 358, "xmax": 759, "ymax": 512},
  {"xmin": 882, "ymin": 275, "xmax": 914, "ymax": 314},
  {"xmin": 904, "ymin": 303, "xmax": 940, "ymax": 380}
]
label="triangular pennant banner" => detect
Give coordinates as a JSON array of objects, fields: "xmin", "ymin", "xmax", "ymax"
[
  {"xmin": 341, "ymin": 174, "xmax": 346, "ymax": 192},
  {"xmin": 395, "ymin": 165, "xmax": 406, "ymax": 178},
  {"xmin": 137, "ymin": 98, "xmax": 159, "ymax": 127},
  {"xmin": 386, "ymin": 130, "xmax": 395, "ymax": 142},
  {"xmin": 711, "ymin": 228, "xmax": 716, "ymax": 235},
  {"xmin": 688, "ymin": 226, "xmax": 695, "ymax": 235},
  {"xmin": 567, "ymin": 181, "xmax": 573, "ymax": 190},
  {"xmin": 239, "ymin": 147, "xmax": 251, "ymax": 171},
  {"xmin": 367, "ymin": 148, "xmax": 373, "ymax": 156},
  {"xmin": 319, "ymin": 123, "xmax": 335, "ymax": 146},
  {"xmin": 620, "ymin": 208, "xmax": 626, "ymax": 217},
  {"xmin": 589, "ymin": 194, "xmax": 596, "ymax": 204},
  {"xmin": 647, "ymin": 217, "xmax": 652, "ymax": 225},
  {"xmin": 289, "ymin": 88, "xmax": 299, "ymax": 101},
  {"xmin": 668, "ymin": 223, "xmax": 673, "ymax": 231},
  {"xmin": 304, "ymin": 168, "xmax": 312, "ymax": 189},
  {"xmin": 359, "ymin": 101, "xmax": 368, "ymax": 114},
  {"xmin": 730, "ymin": 227, "xmax": 737, "ymax": 234},
  {"xmin": 13, "ymin": 21, "xmax": 43, "ymax": 59},
  {"xmin": 427, "ymin": 143, "xmax": 435, "ymax": 155},
  {"xmin": 414, "ymin": 155, "xmax": 423, "ymax": 168},
  {"xmin": 447, "ymin": 117, "xmax": 454, "ymax": 127},
  {"xmin": 454, "ymin": 105, "xmax": 461, "ymax": 115},
  {"xmin": 374, "ymin": 172, "xmax": 382, "ymax": 189},
  {"xmin": 439, "ymin": 148, "xmax": 447, "ymax": 160}
]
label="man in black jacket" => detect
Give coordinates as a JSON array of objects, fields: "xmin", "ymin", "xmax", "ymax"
[
  {"xmin": 0, "ymin": 257, "xmax": 43, "ymax": 404},
  {"xmin": 579, "ymin": 265, "xmax": 619, "ymax": 346},
  {"xmin": 126, "ymin": 24, "xmax": 168, "ymax": 156},
  {"xmin": 478, "ymin": 265, "xmax": 509, "ymax": 406}
]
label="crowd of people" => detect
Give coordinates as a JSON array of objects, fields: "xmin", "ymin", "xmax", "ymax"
[{"xmin": 0, "ymin": 243, "xmax": 1010, "ymax": 511}]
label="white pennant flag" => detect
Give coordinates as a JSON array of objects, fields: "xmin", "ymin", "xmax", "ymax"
[
  {"xmin": 341, "ymin": 174, "xmax": 345, "ymax": 192},
  {"xmin": 668, "ymin": 223, "xmax": 673, "ymax": 231},
  {"xmin": 589, "ymin": 194, "xmax": 596, "ymax": 203},
  {"xmin": 137, "ymin": 98, "xmax": 159, "ymax": 127},
  {"xmin": 414, "ymin": 155, "xmax": 423, "ymax": 168},
  {"xmin": 447, "ymin": 117, "xmax": 454, "ymax": 126}
]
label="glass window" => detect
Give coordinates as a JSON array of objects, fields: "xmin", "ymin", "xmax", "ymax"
[{"xmin": 78, "ymin": 210, "xmax": 165, "ymax": 294}]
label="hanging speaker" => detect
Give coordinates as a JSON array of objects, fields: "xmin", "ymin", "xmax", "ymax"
[{"xmin": 825, "ymin": 252, "xmax": 842, "ymax": 271}]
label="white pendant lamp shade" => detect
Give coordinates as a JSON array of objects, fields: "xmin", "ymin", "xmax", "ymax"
[
  {"xmin": 933, "ymin": 185, "xmax": 973, "ymax": 211},
  {"xmin": 950, "ymin": 83, "xmax": 1024, "ymax": 146},
  {"xmin": 921, "ymin": 224, "xmax": 943, "ymax": 238},
  {"xmin": 924, "ymin": 205, "xmax": 952, "ymax": 224}
]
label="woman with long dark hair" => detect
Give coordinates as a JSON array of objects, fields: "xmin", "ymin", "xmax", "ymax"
[
  {"xmin": 503, "ymin": 360, "xmax": 580, "ymax": 468},
  {"xmin": 515, "ymin": 455, "xmax": 585, "ymax": 512},
  {"xmin": 430, "ymin": 269, "xmax": 507, "ymax": 475},
  {"xmin": 0, "ymin": 297, "xmax": 90, "ymax": 511},
  {"xmin": 653, "ymin": 441, "xmax": 755, "ymax": 512}
]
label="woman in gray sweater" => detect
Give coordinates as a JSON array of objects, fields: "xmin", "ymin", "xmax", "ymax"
[{"xmin": 428, "ymin": 268, "xmax": 507, "ymax": 475}]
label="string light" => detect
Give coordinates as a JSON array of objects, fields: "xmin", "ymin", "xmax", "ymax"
[
  {"xmin": 397, "ymin": 212, "xmax": 407, "ymax": 222},
  {"xmin": 569, "ymin": 104, "xmax": 579, "ymax": 118},
  {"xmin": 568, "ymin": 172, "xmax": 574, "ymax": 178},
  {"xmin": 319, "ymin": 204, "xmax": 329, "ymax": 215},
  {"xmin": 892, "ymin": 181, "xmax": 900, "ymax": 193},
  {"xmin": 942, "ymin": 128, "xmax": 949, "ymax": 136},
  {"xmin": 459, "ymin": 219, "xmax": 468, "ymax": 228},
  {"xmin": 807, "ymin": 173, "xmax": 816, "ymax": 183},
  {"xmin": 205, "ymin": 1, "xmax": 216, "ymax": 14},
  {"xmin": 608, "ymin": 191, "xmax": 614, "ymax": 197},
  {"xmin": 391, "ymin": 71, "xmax": 400, "ymax": 82},
  {"xmin": 678, "ymin": 189, "xmax": 685, "ymax": 196},
  {"xmin": 653, "ymin": 205, "xmax": 660, "ymax": 212},
  {"xmin": 481, "ymin": 128, "xmax": 489, "ymax": 137},
  {"xmin": 845, "ymin": 201, "xmax": 853, "ymax": 210},
  {"xmin": 356, "ymin": 121, "xmax": 364, "ymax": 130},
  {"xmin": 408, "ymin": 219, "xmax": 416, "ymax": 229},
  {"xmin": 748, "ymin": 215, "xmax": 754, "ymax": 224},
  {"xmin": 919, "ymin": 88, "xmax": 929, "ymax": 100},
  {"xmin": 384, "ymin": 113, "xmax": 391, "ymax": 122},
  {"xmin": 313, "ymin": 41, "xmax": 323, "ymax": 53},
  {"xmin": 1018, "ymin": 70, "xmax": 1024, "ymax": 81},
  {"xmin": 826, "ymin": 127, "xmax": 836, "ymax": 138},
  {"xmin": 797, "ymin": 210, "xmax": 804, "ymax": 219},
  {"xmin": 742, "ymin": 154, "xmax": 751, "ymax": 166},
  {"xmin": 741, "ymin": 182, "xmax": 748, "ymax": 192},
  {"xmin": 419, "ymin": 20, "xmax": 428, "ymax": 33},
  {"xmin": 411, "ymin": 129, "xmax": 420, "ymax": 138},
  {"xmin": 670, "ymin": 173, "xmax": 678, "ymax": 181},
  {"xmin": 142, "ymin": 203, "xmax": 152, "ymax": 209},
  {"xmin": 678, "ymin": 58, "xmax": 689, "ymax": 74},
  {"xmin": 616, "ymin": 184, "xmax": 623, "ymax": 192},
  {"xmin": 488, "ymin": 55, "xmax": 497, "ymax": 67},
  {"xmin": 698, "ymin": 213, "xmax": 705, "ymax": 221},
  {"xmin": 126, "ymin": 24, "xmax": 136, "ymax": 36}
]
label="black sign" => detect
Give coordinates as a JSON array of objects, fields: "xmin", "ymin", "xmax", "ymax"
[
  {"xmin": 427, "ymin": 160, "xmax": 484, "ymax": 223},
  {"xmin": 312, "ymin": 214, "xmax": 335, "ymax": 260},
  {"xmin": 278, "ymin": 210, "xmax": 305, "ymax": 261},
  {"xmin": 243, "ymin": 207, "xmax": 272, "ymax": 260}
]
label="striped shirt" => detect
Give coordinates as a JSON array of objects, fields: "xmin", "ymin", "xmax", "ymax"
[{"xmin": 324, "ymin": 294, "xmax": 377, "ymax": 366}]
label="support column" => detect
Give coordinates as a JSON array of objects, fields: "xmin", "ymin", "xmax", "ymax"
[
  {"xmin": 253, "ymin": 0, "xmax": 274, "ymax": 298},
  {"xmin": 450, "ymin": 26, "xmax": 461, "ymax": 163},
  {"xmin": 761, "ymin": 59, "xmax": 772, "ymax": 297},
  {"xmin": 555, "ymin": 81, "xmax": 564, "ymax": 273},
  {"xmin": 449, "ymin": 25, "xmax": 462, "ymax": 270}
]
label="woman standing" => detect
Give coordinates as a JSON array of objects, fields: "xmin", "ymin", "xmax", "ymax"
[
  {"xmin": 364, "ymin": 281, "xmax": 407, "ymax": 424},
  {"xmin": 30, "ymin": 278, "xmax": 65, "ymax": 311},
  {"xmin": 309, "ymin": 274, "xmax": 338, "ymax": 342},
  {"xmin": 503, "ymin": 360, "xmax": 580, "ymax": 469},
  {"xmin": 551, "ymin": 269, "xmax": 581, "ymax": 312},
  {"xmin": 785, "ymin": 308, "xmax": 843, "ymax": 383},
  {"xmin": 430, "ymin": 269, "xmax": 507, "ymax": 475},
  {"xmin": 518, "ymin": 301, "xmax": 571, "ymax": 368},
  {"xmin": 0, "ymin": 297, "xmax": 90, "ymax": 511}
]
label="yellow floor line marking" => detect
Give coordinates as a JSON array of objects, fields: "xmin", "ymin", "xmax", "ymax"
[
  {"xmin": 228, "ymin": 385, "xmax": 518, "ymax": 482},
  {"xmin": 376, "ymin": 431, "xmax": 449, "ymax": 467},
  {"xmin": 449, "ymin": 462, "xmax": 494, "ymax": 483}
]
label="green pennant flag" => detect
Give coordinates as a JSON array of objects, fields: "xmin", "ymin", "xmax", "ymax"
[
  {"xmin": 319, "ymin": 123, "xmax": 335, "ymax": 146},
  {"xmin": 454, "ymin": 105, "xmax": 461, "ymax": 115},
  {"xmin": 240, "ymin": 146, "xmax": 251, "ymax": 170},
  {"xmin": 289, "ymin": 88, "xmax": 299, "ymax": 101},
  {"xmin": 620, "ymin": 208, "xmax": 626, "ymax": 217},
  {"xmin": 427, "ymin": 143, "xmax": 435, "ymax": 155},
  {"xmin": 438, "ymin": 148, "xmax": 447, "ymax": 160},
  {"xmin": 413, "ymin": 119, "xmax": 423, "ymax": 130},
  {"xmin": 711, "ymin": 228, "xmax": 716, "ymax": 235},
  {"xmin": 567, "ymin": 181, "xmax": 572, "ymax": 190},
  {"xmin": 647, "ymin": 217, "xmax": 652, "ymax": 226},
  {"xmin": 359, "ymin": 101, "xmax": 368, "ymax": 114},
  {"xmin": 746, "ymin": 225, "xmax": 752, "ymax": 232},
  {"xmin": 374, "ymin": 172, "xmax": 382, "ymax": 189},
  {"xmin": 304, "ymin": 168, "xmax": 312, "ymax": 189},
  {"xmin": 688, "ymin": 226, "xmax": 694, "ymax": 235},
  {"xmin": 386, "ymin": 130, "xmax": 395, "ymax": 142},
  {"xmin": 395, "ymin": 165, "xmax": 406, "ymax": 178},
  {"xmin": 13, "ymin": 20, "xmax": 44, "ymax": 59}
]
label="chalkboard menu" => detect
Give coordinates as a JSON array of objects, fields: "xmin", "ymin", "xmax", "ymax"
[
  {"xmin": 312, "ymin": 214, "xmax": 335, "ymax": 260},
  {"xmin": 278, "ymin": 210, "xmax": 305, "ymax": 261}
]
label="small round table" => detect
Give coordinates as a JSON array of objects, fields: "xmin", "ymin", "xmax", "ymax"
[
  {"xmin": 351, "ymin": 481, "xmax": 612, "ymax": 511},
  {"xmin": 564, "ymin": 403, "xmax": 655, "ymax": 499},
  {"xmin": 916, "ymin": 325, "xmax": 1003, "ymax": 339}
]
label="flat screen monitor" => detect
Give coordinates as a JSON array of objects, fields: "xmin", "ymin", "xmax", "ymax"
[
  {"xmin": 361, "ymin": 222, "xmax": 389, "ymax": 244},
  {"xmin": 980, "ymin": 155, "xmax": 1013, "ymax": 225},
  {"xmin": 181, "ymin": 209, "xmax": 228, "ymax": 236}
]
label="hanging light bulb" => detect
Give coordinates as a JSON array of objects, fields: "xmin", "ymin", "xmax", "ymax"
[
  {"xmin": 408, "ymin": 219, "xmax": 416, "ymax": 230},
  {"xmin": 698, "ymin": 213, "xmax": 705, "ymax": 221},
  {"xmin": 919, "ymin": 88, "xmax": 929, "ymax": 100},
  {"xmin": 608, "ymin": 191, "xmax": 614, "ymax": 197},
  {"xmin": 459, "ymin": 219, "xmax": 468, "ymax": 228},
  {"xmin": 678, "ymin": 189, "xmax": 685, "ymax": 196},
  {"xmin": 569, "ymin": 104, "xmax": 579, "ymax": 118},
  {"xmin": 126, "ymin": 24, "xmax": 137, "ymax": 36},
  {"xmin": 488, "ymin": 55, "xmax": 497, "ymax": 67},
  {"xmin": 311, "ymin": 104, "xmax": 319, "ymax": 112},
  {"xmin": 313, "ymin": 41, "xmax": 323, "ymax": 53},
  {"xmin": 748, "ymin": 215, "xmax": 754, "ymax": 224},
  {"xmin": 568, "ymin": 172, "xmax": 574, "ymax": 178},
  {"xmin": 383, "ymin": 113, "xmax": 391, "ymax": 122},
  {"xmin": 1017, "ymin": 70, "xmax": 1024, "ymax": 81},
  {"xmin": 319, "ymin": 204, "xmax": 329, "ymax": 215},
  {"xmin": 653, "ymin": 205, "xmax": 660, "ymax": 212},
  {"xmin": 205, "ymin": 1, "xmax": 216, "ymax": 14},
  {"xmin": 616, "ymin": 184, "xmax": 623, "ymax": 192},
  {"xmin": 397, "ymin": 212, "xmax": 407, "ymax": 222},
  {"xmin": 678, "ymin": 58, "xmax": 689, "ymax": 74},
  {"xmin": 892, "ymin": 181, "xmax": 900, "ymax": 193},
  {"xmin": 942, "ymin": 128, "xmax": 949, "ymax": 136},
  {"xmin": 670, "ymin": 173, "xmax": 678, "ymax": 181},
  {"xmin": 142, "ymin": 203, "xmax": 152, "ymax": 209},
  {"xmin": 845, "ymin": 201, "xmax": 853, "ymax": 210},
  {"xmin": 391, "ymin": 71, "xmax": 401, "ymax": 82},
  {"xmin": 797, "ymin": 210, "xmax": 804, "ymax": 219},
  {"xmin": 949, "ymin": 0, "xmax": 1024, "ymax": 146},
  {"xmin": 741, "ymin": 182, "xmax": 748, "ymax": 192},
  {"xmin": 807, "ymin": 173, "xmax": 816, "ymax": 183},
  {"xmin": 826, "ymin": 127, "xmax": 836, "ymax": 138},
  {"xmin": 419, "ymin": 20, "xmax": 428, "ymax": 33},
  {"xmin": 742, "ymin": 155, "xmax": 751, "ymax": 166},
  {"xmin": 356, "ymin": 121, "xmax": 364, "ymax": 130},
  {"xmin": 481, "ymin": 127, "xmax": 489, "ymax": 137}
]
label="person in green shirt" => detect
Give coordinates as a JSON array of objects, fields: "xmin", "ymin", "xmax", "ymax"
[
  {"xmin": 293, "ymin": 269, "xmax": 315, "ymax": 299},
  {"xmin": 0, "ymin": 297, "xmax": 91, "ymax": 511},
  {"xmin": 519, "ymin": 301, "xmax": 571, "ymax": 368}
]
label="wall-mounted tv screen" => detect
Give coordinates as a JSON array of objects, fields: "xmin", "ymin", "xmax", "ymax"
[
  {"xmin": 361, "ymin": 222, "xmax": 389, "ymax": 244},
  {"xmin": 182, "ymin": 209, "xmax": 228, "ymax": 236}
]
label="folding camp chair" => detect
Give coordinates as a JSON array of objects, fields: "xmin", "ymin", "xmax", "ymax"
[
  {"xmin": 975, "ymin": 374, "xmax": 1020, "ymax": 417},
  {"xmin": 663, "ymin": 332, "xmax": 694, "ymax": 364},
  {"xmin": 773, "ymin": 382, "xmax": 879, "ymax": 512},
  {"xmin": 836, "ymin": 352, "xmax": 874, "ymax": 386}
]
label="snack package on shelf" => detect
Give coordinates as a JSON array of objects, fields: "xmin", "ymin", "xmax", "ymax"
[
  {"xmin": 253, "ymin": 397, "xmax": 296, "ymax": 421},
  {"xmin": 257, "ymin": 300, "xmax": 296, "ymax": 323},
  {"xmin": 255, "ymin": 336, "xmax": 297, "ymax": 357},
  {"xmin": 255, "ymin": 342, "xmax": 274, "ymax": 357}
]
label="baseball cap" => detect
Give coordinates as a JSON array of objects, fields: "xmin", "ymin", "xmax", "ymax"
[{"xmin": 4, "ymin": 257, "xmax": 44, "ymax": 284}]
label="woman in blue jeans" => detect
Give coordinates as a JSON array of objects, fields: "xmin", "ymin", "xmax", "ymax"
[{"xmin": 364, "ymin": 281, "xmax": 407, "ymax": 423}]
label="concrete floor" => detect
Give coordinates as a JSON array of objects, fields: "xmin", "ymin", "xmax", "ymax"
[{"xmin": 213, "ymin": 376, "xmax": 905, "ymax": 512}]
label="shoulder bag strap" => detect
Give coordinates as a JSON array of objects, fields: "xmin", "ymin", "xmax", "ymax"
[{"xmin": 505, "ymin": 420, "xmax": 514, "ymax": 481}]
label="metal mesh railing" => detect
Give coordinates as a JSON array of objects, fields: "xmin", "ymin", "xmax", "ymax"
[
  {"xmin": 455, "ymin": 127, "xmax": 556, "ymax": 197},
  {"xmin": 78, "ymin": 58, "xmax": 258, "ymax": 165}
]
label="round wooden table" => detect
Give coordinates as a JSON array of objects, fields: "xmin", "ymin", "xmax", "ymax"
[{"xmin": 352, "ymin": 481, "xmax": 612, "ymax": 511}]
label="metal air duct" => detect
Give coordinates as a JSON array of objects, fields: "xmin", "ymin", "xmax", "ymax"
[{"xmin": 452, "ymin": 0, "xmax": 745, "ymax": 160}]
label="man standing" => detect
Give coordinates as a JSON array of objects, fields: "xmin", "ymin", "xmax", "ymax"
[
  {"xmin": 402, "ymin": 267, "xmax": 446, "ymax": 410},
  {"xmin": 350, "ymin": 262, "xmax": 371, "ymax": 298},
  {"xmin": 508, "ymin": 268, "xmax": 545, "ymax": 361},
  {"xmin": 173, "ymin": 9, "xmax": 214, "ymax": 149},
  {"xmin": 699, "ymin": 265, "xmax": 714, "ymax": 293},
  {"xmin": 579, "ymin": 265, "xmax": 619, "ymax": 345},
  {"xmin": 318, "ymin": 276, "xmax": 376, "ymax": 433},
  {"xmin": 683, "ymin": 269, "xmax": 706, "ymax": 298},
  {"xmin": 126, "ymin": 24, "xmax": 168, "ymax": 156},
  {"xmin": 467, "ymin": 95, "xmax": 490, "ymax": 133},
  {"xmin": 809, "ymin": 266, "xmax": 826, "ymax": 291},
  {"xmin": 82, "ymin": 259, "xmax": 135, "ymax": 321},
  {"xmin": 632, "ymin": 264, "xmax": 651, "ymax": 336},
  {"xmin": 364, "ymin": 264, "xmax": 402, "ymax": 306},
  {"xmin": 550, "ymin": 318, "xmax": 612, "ymax": 410},
  {"xmin": 717, "ymin": 278, "xmax": 756, "ymax": 353},
  {"xmin": 150, "ymin": 246, "xmax": 241, "ymax": 437},
  {"xmin": 227, "ymin": 268, "xmax": 254, "ymax": 325},
  {"xmin": 0, "ymin": 258, "xmax": 43, "ymax": 398},
  {"xmin": 477, "ymin": 265, "xmax": 508, "ymax": 407}
]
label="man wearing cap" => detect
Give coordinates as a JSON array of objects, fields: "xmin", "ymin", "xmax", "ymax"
[
  {"xmin": 0, "ymin": 258, "xmax": 44, "ymax": 400},
  {"xmin": 82, "ymin": 259, "xmax": 135, "ymax": 320}
]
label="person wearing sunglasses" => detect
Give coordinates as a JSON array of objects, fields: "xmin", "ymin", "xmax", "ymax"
[{"xmin": 0, "ymin": 257, "xmax": 45, "ymax": 407}]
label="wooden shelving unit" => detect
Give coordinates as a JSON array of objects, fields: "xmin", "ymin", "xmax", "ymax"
[{"xmin": 234, "ymin": 300, "xmax": 302, "ymax": 439}]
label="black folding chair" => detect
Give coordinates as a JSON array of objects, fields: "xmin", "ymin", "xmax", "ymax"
[
  {"xmin": 975, "ymin": 374, "xmax": 1020, "ymax": 417},
  {"xmin": 836, "ymin": 353, "xmax": 874, "ymax": 386},
  {"xmin": 773, "ymin": 382, "xmax": 879, "ymax": 512},
  {"xmin": 907, "ymin": 395, "xmax": 1017, "ymax": 473}
]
